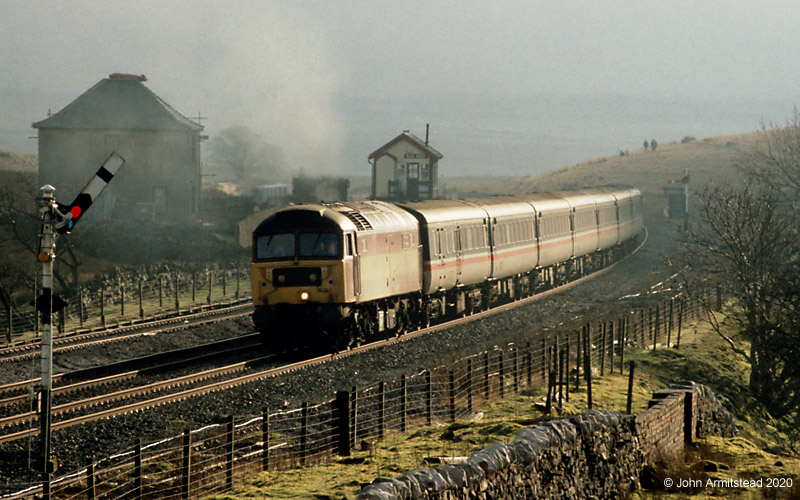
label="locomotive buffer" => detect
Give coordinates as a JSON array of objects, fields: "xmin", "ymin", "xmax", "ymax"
[{"xmin": 33, "ymin": 153, "xmax": 125, "ymax": 484}]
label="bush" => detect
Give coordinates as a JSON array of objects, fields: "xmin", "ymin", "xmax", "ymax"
[{"xmin": 681, "ymin": 136, "xmax": 696, "ymax": 144}]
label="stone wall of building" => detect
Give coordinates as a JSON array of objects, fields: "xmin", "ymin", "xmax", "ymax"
[{"xmin": 355, "ymin": 382, "xmax": 736, "ymax": 500}]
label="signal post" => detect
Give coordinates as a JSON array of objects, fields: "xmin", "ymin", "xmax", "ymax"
[{"xmin": 34, "ymin": 153, "xmax": 125, "ymax": 490}]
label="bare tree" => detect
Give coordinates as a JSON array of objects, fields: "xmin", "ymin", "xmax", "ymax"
[
  {"xmin": 0, "ymin": 171, "xmax": 85, "ymax": 313},
  {"xmin": 208, "ymin": 126, "xmax": 286, "ymax": 185},
  {"xmin": 681, "ymin": 115, "xmax": 800, "ymax": 425}
]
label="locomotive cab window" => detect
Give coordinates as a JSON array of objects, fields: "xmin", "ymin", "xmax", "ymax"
[
  {"xmin": 344, "ymin": 234, "xmax": 354, "ymax": 256},
  {"xmin": 256, "ymin": 233, "xmax": 295, "ymax": 260},
  {"xmin": 299, "ymin": 232, "xmax": 340, "ymax": 258}
]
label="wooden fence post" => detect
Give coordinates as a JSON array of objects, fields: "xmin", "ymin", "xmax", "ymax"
[
  {"xmin": 300, "ymin": 404, "xmax": 308, "ymax": 466},
  {"xmin": 425, "ymin": 373, "xmax": 432, "ymax": 425},
  {"xmin": 134, "ymin": 438, "xmax": 142, "ymax": 500},
  {"xmin": 86, "ymin": 461, "xmax": 96, "ymax": 500},
  {"xmin": 80, "ymin": 287, "xmax": 86, "ymax": 326},
  {"xmin": 526, "ymin": 342, "xmax": 532, "ymax": 387},
  {"xmin": 182, "ymin": 428, "xmax": 191, "ymax": 499},
  {"xmin": 627, "ymin": 361, "xmax": 636, "ymax": 414},
  {"xmin": 351, "ymin": 386, "xmax": 358, "ymax": 448},
  {"xmin": 667, "ymin": 299, "xmax": 674, "ymax": 347},
  {"xmin": 378, "ymin": 383, "xmax": 385, "ymax": 440},
  {"xmin": 449, "ymin": 371, "xmax": 456, "ymax": 423},
  {"xmin": 558, "ymin": 348, "xmax": 564, "ymax": 409},
  {"xmin": 563, "ymin": 340, "xmax": 569, "ymax": 402},
  {"xmin": 498, "ymin": 350, "xmax": 505, "ymax": 399},
  {"xmin": 262, "ymin": 407, "xmax": 270, "ymax": 472},
  {"xmin": 226, "ymin": 415, "xmax": 235, "ymax": 489},
  {"xmin": 483, "ymin": 352, "xmax": 490, "ymax": 400},
  {"xmin": 100, "ymin": 287, "xmax": 106, "ymax": 327},
  {"xmin": 467, "ymin": 358, "xmax": 473, "ymax": 413},
  {"xmin": 600, "ymin": 322, "xmax": 606, "ymax": 376},
  {"xmin": 609, "ymin": 321, "xmax": 615, "ymax": 374},
  {"xmin": 584, "ymin": 333, "xmax": 593, "ymax": 410},
  {"xmin": 677, "ymin": 300, "xmax": 684, "ymax": 348},
  {"xmin": 576, "ymin": 329, "xmax": 582, "ymax": 388},
  {"xmin": 336, "ymin": 391, "xmax": 351, "ymax": 456},
  {"xmin": 620, "ymin": 317, "xmax": 626, "ymax": 374},
  {"xmin": 207, "ymin": 271, "xmax": 212, "ymax": 305},
  {"xmin": 174, "ymin": 274, "xmax": 180, "ymax": 312},
  {"xmin": 400, "ymin": 375, "xmax": 407, "ymax": 433},
  {"xmin": 541, "ymin": 337, "xmax": 547, "ymax": 383},
  {"xmin": 138, "ymin": 280, "xmax": 144, "ymax": 319}
]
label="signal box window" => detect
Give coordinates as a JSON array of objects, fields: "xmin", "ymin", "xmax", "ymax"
[
  {"xmin": 257, "ymin": 233, "xmax": 294, "ymax": 259},
  {"xmin": 299, "ymin": 233, "xmax": 340, "ymax": 258}
]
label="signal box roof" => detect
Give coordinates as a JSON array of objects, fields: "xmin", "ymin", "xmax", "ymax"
[{"xmin": 33, "ymin": 74, "xmax": 203, "ymax": 132}]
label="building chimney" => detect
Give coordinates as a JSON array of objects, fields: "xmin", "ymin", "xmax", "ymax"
[
  {"xmin": 425, "ymin": 123, "xmax": 430, "ymax": 145},
  {"xmin": 109, "ymin": 73, "xmax": 147, "ymax": 82}
]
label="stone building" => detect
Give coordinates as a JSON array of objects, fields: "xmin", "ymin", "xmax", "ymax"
[
  {"xmin": 369, "ymin": 130, "xmax": 443, "ymax": 201},
  {"xmin": 32, "ymin": 73, "xmax": 205, "ymax": 223}
]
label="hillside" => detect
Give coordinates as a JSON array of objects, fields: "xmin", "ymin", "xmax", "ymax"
[
  {"xmin": 472, "ymin": 132, "xmax": 760, "ymax": 208},
  {"xmin": 0, "ymin": 148, "xmax": 36, "ymax": 173}
]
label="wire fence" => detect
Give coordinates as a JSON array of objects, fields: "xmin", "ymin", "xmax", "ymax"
[
  {"xmin": 2, "ymin": 265, "xmax": 251, "ymax": 344},
  {"xmin": 6, "ymin": 284, "xmax": 719, "ymax": 500}
]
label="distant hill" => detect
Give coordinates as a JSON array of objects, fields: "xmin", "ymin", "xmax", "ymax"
[
  {"xmin": 471, "ymin": 132, "xmax": 761, "ymax": 216},
  {"xmin": 0, "ymin": 148, "xmax": 37, "ymax": 173}
]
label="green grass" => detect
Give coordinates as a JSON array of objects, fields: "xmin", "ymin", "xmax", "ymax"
[{"xmin": 207, "ymin": 310, "xmax": 799, "ymax": 500}]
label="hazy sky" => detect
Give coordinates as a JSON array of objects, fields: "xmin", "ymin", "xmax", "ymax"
[{"xmin": 2, "ymin": 1, "xmax": 799, "ymax": 176}]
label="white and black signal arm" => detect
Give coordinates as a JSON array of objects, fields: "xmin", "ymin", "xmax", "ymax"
[{"xmin": 55, "ymin": 152, "xmax": 126, "ymax": 234}]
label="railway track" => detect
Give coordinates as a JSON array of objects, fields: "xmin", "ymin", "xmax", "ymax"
[
  {"xmin": 0, "ymin": 300, "xmax": 254, "ymax": 365},
  {"xmin": 0, "ymin": 228, "xmax": 648, "ymax": 446},
  {"xmin": 0, "ymin": 336, "xmax": 268, "ymax": 444}
]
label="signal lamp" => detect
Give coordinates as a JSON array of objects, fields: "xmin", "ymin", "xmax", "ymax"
[{"xmin": 300, "ymin": 292, "xmax": 309, "ymax": 301}]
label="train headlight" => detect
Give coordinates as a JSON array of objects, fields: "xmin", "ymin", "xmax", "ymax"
[{"xmin": 300, "ymin": 291, "xmax": 310, "ymax": 301}]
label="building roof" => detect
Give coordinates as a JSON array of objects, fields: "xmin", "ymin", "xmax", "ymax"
[
  {"xmin": 368, "ymin": 130, "xmax": 443, "ymax": 161},
  {"xmin": 32, "ymin": 74, "xmax": 203, "ymax": 132}
]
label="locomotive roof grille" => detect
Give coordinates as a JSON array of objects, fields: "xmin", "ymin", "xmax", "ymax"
[{"xmin": 341, "ymin": 210, "xmax": 373, "ymax": 231}]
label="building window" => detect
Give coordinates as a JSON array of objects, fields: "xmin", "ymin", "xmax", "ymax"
[{"xmin": 407, "ymin": 163, "xmax": 420, "ymax": 180}]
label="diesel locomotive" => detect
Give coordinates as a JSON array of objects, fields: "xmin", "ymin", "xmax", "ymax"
[{"xmin": 251, "ymin": 186, "xmax": 643, "ymax": 350}]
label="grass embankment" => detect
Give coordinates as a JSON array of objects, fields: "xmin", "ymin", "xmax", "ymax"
[{"xmin": 210, "ymin": 312, "xmax": 799, "ymax": 500}]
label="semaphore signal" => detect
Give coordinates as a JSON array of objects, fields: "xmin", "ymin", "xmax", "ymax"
[
  {"xmin": 56, "ymin": 152, "xmax": 125, "ymax": 234},
  {"xmin": 36, "ymin": 152, "xmax": 125, "ymax": 486}
]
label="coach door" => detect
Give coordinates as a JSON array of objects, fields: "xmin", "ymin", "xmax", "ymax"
[
  {"xmin": 486, "ymin": 218, "xmax": 495, "ymax": 278},
  {"xmin": 454, "ymin": 226, "xmax": 463, "ymax": 284}
]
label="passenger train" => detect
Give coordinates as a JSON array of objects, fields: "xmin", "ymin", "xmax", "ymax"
[{"xmin": 251, "ymin": 186, "xmax": 643, "ymax": 350}]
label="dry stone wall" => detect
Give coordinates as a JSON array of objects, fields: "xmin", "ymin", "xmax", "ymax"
[{"xmin": 355, "ymin": 382, "xmax": 736, "ymax": 500}]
